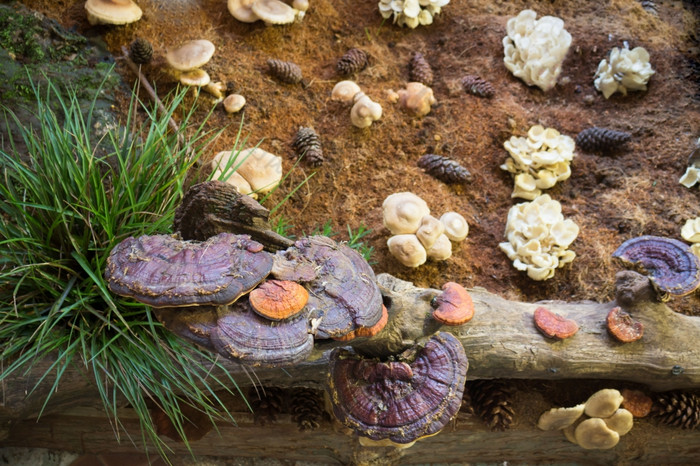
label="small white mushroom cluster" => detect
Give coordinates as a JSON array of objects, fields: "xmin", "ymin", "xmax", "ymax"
[
  {"xmin": 594, "ymin": 44, "xmax": 655, "ymax": 99},
  {"xmin": 681, "ymin": 217, "xmax": 700, "ymax": 257},
  {"xmin": 383, "ymin": 192, "xmax": 468, "ymax": 268},
  {"xmin": 331, "ymin": 81, "xmax": 383, "ymax": 128},
  {"xmin": 499, "ymin": 194, "xmax": 579, "ymax": 281},
  {"xmin": 538, "ymin": 389, "xmax": 634, "ymax": 450},
  {"xmin": 377, "ymin": 0, "xmax": 449, "ymax": 29},
  {"xmin": 228, "ymin": 0, "xmax": 308, "ymax": 25},
  {"xmin": 502, "ymin": 9, "xmax": 572, "ymax": 92},
  {"xmin": 210, "ymin": 148, "xmax": 283, "ymax": 199},
  {"xmin": 501, "ymin": 124, "xmax": 576, "ymax": 200}
]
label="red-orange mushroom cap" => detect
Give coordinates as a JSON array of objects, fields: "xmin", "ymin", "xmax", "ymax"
[
  {"xmin": 431, "ymin": 282, "xmax": 475, "ymax": 326},
  {"xmin": 533, "ymin": 306, "xmax": 579, "ymax": 339},
  {"xmin": 333, "ymin": 305, "xmax": 389, "ymax": 342},
  {"xmin": 249, "ymin": 279, "xmax": 309, "ymax": 321}
]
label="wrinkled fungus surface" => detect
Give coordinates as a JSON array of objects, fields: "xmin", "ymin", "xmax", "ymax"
[
  {"xmin": 153, "ymin": 306, "xmax": 218, "ymax": 351},
  {"xmin": 327, "ymin": 332, "xmax": 468, "ymax": 444},
  {"xmin": 612, "ymin": 235, "xmax": 700, "ymax": 297},
  {"xmin": 105, "ymin": 233, "xmax": 273, "ymax": 307},
  {"xmin": 272, "ymin": 236, "xmax": 384, "ymax": 338}
]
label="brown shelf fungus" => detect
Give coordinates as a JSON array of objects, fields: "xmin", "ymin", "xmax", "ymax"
[
  {"xmin": 606, "ymin": 307, "xmax": 644, "ymax": 343},
  {"xmin": 612, "ymin": 235, "xmax": 700, "ymax": 298},
  {"xmin": 431, "ymin": 282, "xmax": 475, "ymax": 326},
  {"xmin": 533, "ymin": 306, "xmax": 579, "ymax": 340},
  {"xmin": 105, "ymin": 233, "xmax": 273, "ymax": 308},
  {"xmin": 271, "ymin": 236, "xmax": 384, "ymax": 339},
  {"xmin": 249, "ymin": 279, "xmax": 309, "ymax": 321},
  {"xmin": 334, "ymin": 305, "xmax": 389, "ymax": 342},
  {"xmin": 327, "ymin": 332, "xmax": 468, "ymax": 446}
]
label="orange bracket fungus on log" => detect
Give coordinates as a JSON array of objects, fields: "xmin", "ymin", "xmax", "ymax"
[
  {"xmin": 249, "ymin": 279, "xmax": 309, "ymax": 321},
  {"xmin": 327, "ymin": 332, "xmax": 468, "ymax": 446},
  {"xmin": 333, "ymin": 305, "xmax": 389, "ymax": 342},
  {"xmin": 606, "ymin": 307, "xmax": 644, "ymax": 343},
  {"xmin": 431, "ymin": 282, "xmax": 475, "ymax": 326},
  {"xmin": 533, "ymin": 306, "xmax": 579, "ymax": 340},
  {"xmin": 612, "ymin": 235, "xmax": 700, "ymax": 299}
]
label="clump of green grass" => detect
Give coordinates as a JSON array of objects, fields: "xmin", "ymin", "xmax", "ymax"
[
  {"xmin": 304, "ymin": 220, "xmax": 375, "ymax": 263},
  {"xmin": 0, "ymin": 76, "xmax": 245, "ymax": 456}
]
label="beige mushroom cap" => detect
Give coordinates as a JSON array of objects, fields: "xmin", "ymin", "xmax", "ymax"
[
  {"xmin": 398, "ymin": 82, "xmax": 436, "ymax": 117},
  {"xmin": 224, "ymin": 94, "xmax": 247, "ymax": 113},
  {"xmin": 179, "ymin": 69, "xmax": 211, "ymax": 87},
  {"xmin": 382, "ymin": 192, "xmax": 430, "ymax": 235},
  {"xmin": 331, "ymin": 80, "xmax": 362, "ymax": 103},
  {"xmin": 251, "ymin": 0, "xmax": 296, "ymax": 25},
  {"xmin": 165, "ymin": 40, "xmax": 216, "ymax": 72},
  {"xmin": 602, "ymin": 408, "xmax": 634, "ymax": 436},
  {"xmin": 387, "ymin": 234, "xmax": 427, "ymax": 268},
  {"xmin": 210, "ymin": 151, "xmax": 255, "ymax": 197},
  {"xmin": 574, "ymin": 418, "xmax": 620, "ymax": 450},
  {"xmin": 426, "ymin": 233, "xmax": 452, "ymax": 261},
  {"xmin": 585, "ymin": 389, "xmax": 624, "ymax": 418},
  {"xmin": 350, "ymin": 94, "xmax": 382, "ymax": 128},
  {"xmin": 228, "ymin": 0, "xmax": 259, "ymax": 23},
  {"xmin": 440, "ymin": 211, "xmax": 469, "ymax": 242},
  {"xmin": 537, "ymin": 404, "xmax": 585, "ymax": 431},
  {"xmin": 416, "ymin": 215, "xmax": 445, "ymax": 249},
  {"xmin": 235, "ymin": 147, "xmax": 283, "ymax": 194},
  {"xmin": 85, "ymin": 0, "xmax": 142, "ymax": 25}
]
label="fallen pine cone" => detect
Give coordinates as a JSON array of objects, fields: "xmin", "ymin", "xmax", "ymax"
[
  {"xmin": 576, "ymin": 127, "xmax": 631, "ymax": 154},
  {"xmin": 336, "ymin": 48, "xmax": 368, "ymax": 75},
  {"xmin": 292, "ymin": 127, "xmax": 324, "ymax": 166},
  {"xmin": 409, "ymin": 52, "xmax": 433, "ymax": 86},
  {"xmin": 461, "ymin": 75, "xmax": 495, "ymax": 98},
  {"xmin": 417, "ymin": 154, "xmax": 471, "ymax": 184},
  {"xmin": 267, "ymin": 59, "xmax": 302, "ymax": 84}
]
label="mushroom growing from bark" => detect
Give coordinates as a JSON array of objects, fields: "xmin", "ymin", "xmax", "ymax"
[
  {"xmin": 533, "ymin": 306, "xmax": 579, "ymax": 339},
  {"xmin": 584, "ymin": 389, "xmax": 624, "ymax": 418},
  {"xmin": 431, "ymin": 282, "xmax": 475, "ymax": 326},
  {"xmin": 574, "ymin": 418, "xmax": 620, "ymax": 450},
  {"xmin": 85, "ymin": 0, "xmax": 142, "ymax": 25},
  {"xmin": 327, "ymin": 332, "xmax": 468, "ymax": 446},
  {"xmin": 606, "ymin": 307, "xmax": 644, "ymax": 343},
  {"xmin": 397, "ymin": 82, "xmax": 437, "ymax": 117},
  {"xmin": 537, "ymin": 404, "xmax": 585, "ymax": 430},
  {"xmin": 249, "ymin": 279, "xmax": 309, "ymax": 321}
]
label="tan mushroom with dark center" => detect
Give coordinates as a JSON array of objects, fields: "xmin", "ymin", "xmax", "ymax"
[
  {"xmin": 431, "ymin": 282, "xmax": 475, "ymax": 326},
  {"xmin": 85, "ymin": 0, "xmax": 142, "ymax": 25}
]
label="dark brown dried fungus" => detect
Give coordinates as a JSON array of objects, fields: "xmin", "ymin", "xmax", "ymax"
[
  {"xmin": 327, "ymin": 332, "xmax": 468, "ymax": 445},
  {"xmin": 105, "ymin": 233, "xmax": 273, "ymax": 307},
  {"xmin": 271, "ymin": 236, "xmax": 383, "ymax": 339}
]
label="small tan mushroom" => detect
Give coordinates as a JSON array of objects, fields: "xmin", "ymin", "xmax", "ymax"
[
  {"xmin": 382, "ymin": 192, "xmax": 430, "ymax": 235},
  {"xmin": 224, "ymin": 94, "xmax": 246, "ymax": 113},
  {"xmin": 210, "ymin": 151, "xmax": 255, "ymax": 197},
  {"xmin": 228, "ymin": 0, "xmax": 259, "ymax": 22},
  {"xmin": 536, "ymin": 404, "xmax": 585, "ymax": 430},
  {"xmin": 204, "ymin": 81, "xmax": 225, "ymax": 100},
  {"xmin": 235, "ymin": 148, "xmax": 283, "ymax": 195},
  {"xmin": 387, "ymin": 234, "xmax": 427, "ymax": 268},
  {"xmin": 426, "ymin": 234, "xmax": 452, "ymax": 261},
  {"xmin": 331, "ymin": 80, "xmax": 362, "ymax": 103},
  {"xmin": 85, "ymin": 0, "xmax": 142, "ymax": 26},
  {"xmin": 416, "ymin": 215, "xmax": 445, "ymax": 249},
  {"xmin": 584, "ymin": 389, "xmax": 624, "ymax": 418},
  {"xmin": 397, "ymin": 82, "xmax": 436, "ymax": 117},
  {"xmin": 440, "ymin": 212, "xmax": 469, "ymax": 242},
  {"xmin": 562, "ymin": 423, "xmax": 578, "ymax": 444},
  {"xmin": 350, "ymin": 93, "xmax": 382, "ymax": 128},
  {"xmin": 179, "ymin": 69, "xmax": 211, "ymax": 87},
  {"xmin": 574, "ymin": 418, "xmax": 620, "ymax": 450},
  {"xmin": 251, "ymin": 0, "xmax": 296, "ymax": 25},
  {"xmin": 165, "ymin": 40, "xmax": 216, "ymax": 72},
  {"xmin": 602, "ymin": 408, "xmax": 634, "ymax": 436}
]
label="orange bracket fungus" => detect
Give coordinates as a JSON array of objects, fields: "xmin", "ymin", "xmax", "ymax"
[
  {"xmin": 533, "ymin": 306, "xmax": 579, "ymax": 340},
  {"xmin": 612, "ymin": 235, "xmax": 700, "ymax": 298},
  {"xmin": 606, "ymin": 307, "xmax": 644, "ymax": 343},
  {"xmin": 431, "ymin": 282, "xmax": 475, "ymax": 326},
  {"xmin": 620, "ymin": 389, "xmax": 653, "ymax": 418},
  {"xmin": 333, "ymin": 305, "xmax": 389, "ymax": 342},
  {"xmin": 105, "ymin": 233, "xmax": 273, "ymax": 307},
  {"xmin": 249, "ymin": 279, "xmax": 309, "ymax": 321},
  {"xmin": 327, "ymin": 332, "xmax": 468, "ymax": 446}
]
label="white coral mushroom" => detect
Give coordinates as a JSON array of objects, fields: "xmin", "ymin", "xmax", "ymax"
[{"xmin": 594, "ymin": 45, "xmax": 655, "ymax": 99}]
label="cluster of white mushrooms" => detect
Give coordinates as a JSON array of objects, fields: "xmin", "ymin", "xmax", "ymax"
[
  {"xmin": 210, "ymin": 148, "xmax": 283, "ymax": 199},
  {"xmin": 228, "ymin": 0, "xmax": 309, "ymax": 25},
  {"xmin": 681, "ymin": 217, "xmax": 700, "ymax": 257},
  {"xmin": 499, "ymin": 194, "xmax": 579, "ymax": 281},
  {"xmin": 382, "ymin": 192, "xmax": 468, "ymax": 268},
  {"xmin": 538, "ymin": 389, "xmax": 634, "ymax": 450},
  {"xmin": 501, "ymin": 125, "xmax": 576, "ymax": 200},
  {"xmin": 594, "ymin": 44, "xmax": 655, "ymax": 99},
  {"xmin": 377, "ymin": 0, "xmax": 450, "ymax": 29},
  {"xmin": 331, "ymin": 81, "xmax": 383, "ymax": 128}
]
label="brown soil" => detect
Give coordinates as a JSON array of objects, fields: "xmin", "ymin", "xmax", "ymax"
[{"xmin": 22, "ymin": 0, "xmax": 700, "ymax": 313}]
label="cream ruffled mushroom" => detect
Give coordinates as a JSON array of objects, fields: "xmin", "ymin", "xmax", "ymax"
[
  {"xmin": 350, "ymin": 93, "xmax": 382, "ymax": 128},
  {"xmin": 440, "ymin": 212, "xmax": 469, "ymax": 242},
  {"xmin": 382, "ymin": 192, "xmax": 430, "ymax": 235},
  {"xmin": 252, "ymin": 0, "xmax": 297, "ymax": 25},
  {"xmin": 397, "ymin": 82, "xmax": 436, "ymax": 117},
  {"xmin": 537, "ymin": 404, "xmax": 585, "ymax": 431},
  {"xmin": 387, "ymin": 234, "xmax": 427, "ymax": 268},
  {"xmin": 594, "ymin": 45, "xmax": 655, "ymax": 99},
  {"xmin": 235, "ymin": 148, "xmax": 283, "ymax": 194},
  {"xmin": 85, "ymin": 0, "xmax": 142, "ymax": 25},
  {"xmin": 331, "ymin": 80, "xmax": 362, "ymax": 103}
]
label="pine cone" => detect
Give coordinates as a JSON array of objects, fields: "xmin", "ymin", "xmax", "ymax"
[
  {"xmin": 267, "ymin": 59, "xmax": 303, "ymax": 84},
  {"xmin": 409, "ymin": 52, "xmax": 433, "ymax": 86},
  {"xmin": 129, "ymin": 38, "xmax": 153, "ymax": 65},
  {"xmin": 292, "ymin": 127, "xmax": 324, "ymax": 166},
  {"xmin": 336, "ymin": 48, "xmax": 368, "ymax": 75},
  {"xmin": 290, "ymin": 388, "xmax": 325, "ymax": 432},
  {"xmin": 249, "ymin": 386, "xmax": 285, "ymax": 425},
  {"xmin": 651, "ymin": 391, "xmax": 700, "ymax": 429},
  {"xmin": 576, "ymin": 127, "xmax": 631, "ymax": 154},
  {"xmin": 417, "ymin": 154, "xmax": 471, "ymax": 184},
  {"xmin": 461, "ymin": 75, "xmax": 495, "ymax": 98},
  {"xmin": 638, "ymin": 0, "xmax": 658, "ymax": 15},
  {"xmin": 465, "ymin": 379, "xmax": 515, "ymax": 431}
]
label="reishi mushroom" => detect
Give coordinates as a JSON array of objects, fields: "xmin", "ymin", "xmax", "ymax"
[
  {"xmin": 249, "ymin": 279, "xmax": 309, "ymax": 321},
  {"xmin": 606, "ymin": 306, "xmax": 644, "ymax": 343},
  {"xmin": 533, "ymin": 306, "xmax": 579, "ymax": 340},
  {"xmin": 333, "ymin": 305, "xmax": 389, "ymax": 341},
  {"xmin": 431, "ymin": 282, "xmax": 475, "ymax": 326},
  {"xmin": 620, "ymin": 389, "xmax": 653, "ymax": 418}
]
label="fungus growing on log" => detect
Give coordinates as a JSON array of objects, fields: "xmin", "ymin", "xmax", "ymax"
[
  {"xmin": 431, "ymin": 282, "xmax": 475, "ymax": 326},
  {"xmin": 621, "ymin": 389, "xmax": 653, "ymax": 418},
  {"xmin": 533, "ymin": 306, "xmax": 579, "ymax": 340},
  {"xmin": 327, "ymin": 332, "xmax": 468, "ymax": 445},
  {"xmin": 537, "ymin": 404, "xmax": 585, "ymax": 430},
  {"xmin": 606, "ymin": 307, "xmax": 644, "ymax": 343},
  {"xmin": 152, "ymin": 306, "xmax": 218, "ymax": 351},
  {"xmin": 584, "ymin": 389, "xmax": 624, "ymax": 418},
  {"xmin": 333, "ymin": 305, "xmax": 389, "ymax": 342},
  {"xmin": 105, "ymin": 233, "xmax": 273, "ymax": 308},
  {"xmin": 249, "ymin": 279, "xmax": 309, "ymax": 321},
  {"xmin": 574, "ymin": 417, "xmax": 620, "ymax": 450},
  {"xmin": 612, "ymin": 235, "xmax": 700, "ymax": 298}
]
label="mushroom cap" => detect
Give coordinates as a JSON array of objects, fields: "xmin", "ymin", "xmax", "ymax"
[
  {"xmin": 426, "ymin": 233, "xmax": 453, "ymax": 261},
  {"xmin": 397, "ymin": 82, "xmax": 436, "ymax": 117},
  {"xmin": 153, "ymin": 306, "xmax": 218, "ymax": 351},
  {"xmin": 179, "ymin": 69, "xmax": 211, "ymax": 87},
  {"xmin": 584, "ymin": 389, "xmax": 624, "ymax": 418},
  {"xmin": 620, "ymin": 389, "xmax": 653, "ymax": 418},
  {"xmin": 85, "ymin": 0, "xmax": 142, "ymax": 25},
  {"xmin": 327, "ymin": 332, "xmax": 468, "ymax": 444},
  {"xmin": 333, "ymin": 304, "xmax": 389, "ymax": 341},
  {"xmin": 105, "ymin": 233, "xmax": 272, "ymax": 308},
  {"xmin": 211, "ymin": 297, "xmax": 313, "ymax": 367},
  {"xmin": 612, "ymin": 235, "xmax": 700, "ymax": 297},
  {"xmin": 331, "ymin": 80, "xmax": 362, "ymax": 103},
  {"xmin": 574, "ymin": 417, "xmax": 620, "ymax": 450},
  {"xmin": 382, "ymin": 192, "xmax": 430, "ymax": 235},
  {"xmin": 210, "ymin": 151, "xmax": 255, "ymax": 197},
  {"xmin": 350, "ymin": 94, "xmax": 382, "ymax": 128},
  {"xmin": 223, "ymin": 94, "xmax": 246, "ymax": 113},
  {"xmin": 387, "ymin": 234, "xmax": 427, "ymax": 268},
  {"xmin": 234, "ymin": 147, "xmax": 283, "ymax": 195},
  {"xmin": 165, "ymin": 39, "xmax": 216, "ymax": 72},
  {"xmin": 271, "ymin": 236, "xmax": 384, "ymax": 339},
  {"xmin": 440, "ymin": 212, "xmax": 469, "ymax": 242},
  {"xmin": 603, "ymin": 408, "xmax": 634, "ymax": 436},
  {"xmin": 292, "ymin": 0, "xmax": 309, "ymax": 12},
  {"xmin": 416, "ymin": 215, "xmax": 445, "ymax": 249},
  {"xmin": 606, "ymin": 306, "xmax": 644, "ymax": 343},
  {"xmin": 249, "ymin": 279, "xmax": 309, "ymax": 321},
  {"xmin": 533, "ymin": 306, "xmax": 579, "ymax": 339},
  {"xmin": 431, "ymin": 282, "xmax": 475, "ymax": 326},
  {"xmin": 227, "ymin": 0, "xmax": 259, "ymax": 23},
  {"xmin": 251, "ymin": 0, "xmax": 296, "ymax": 24},
  {"xmin": 537, "ymin": 404, "xmax": 585, "ymax": 430}
]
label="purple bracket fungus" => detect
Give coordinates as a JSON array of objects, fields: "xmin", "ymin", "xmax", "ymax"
[
  {"xmin": 212, "ymin": 297, "xmax": 314, "ymax": 367},
  {"xmin": 431, "ymin": 282, "xmax": 475, "ymax": 326},
  {"xmin": 271, "ymin": 236, "xmax": 384, "ymax": 339},
  {"xmin": 153, "ymin": 306, "xmax": 218, "ymax": 351},
  {"xmin": 612, "ymin": 235, "xmax": 700, "ymax": 299},
  {"xmin": 105, "ymin": 233, "xmax": 273, "ymax": 308},
  {"xmin": 327, "ymin": 332, "xmax": 468, "ymax": 446},
  {"xmin": 334, "ymin": 305, "xmax": 389, "ymax": 342}
]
